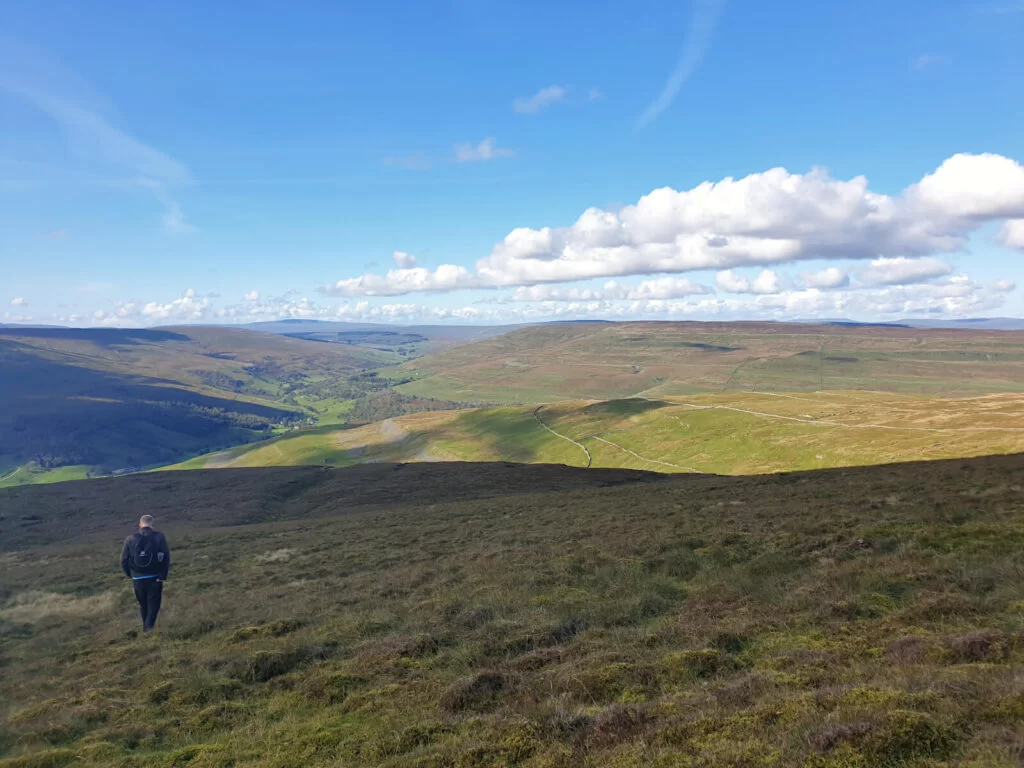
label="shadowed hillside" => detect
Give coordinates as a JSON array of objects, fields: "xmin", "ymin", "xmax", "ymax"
[
  {"xmin": 0, "ymin": 325, "xmax": 390, "ymax": 484},
  {"xmin": 2, "ymin": 456, "xmax": 1023, "ymax": 766}
]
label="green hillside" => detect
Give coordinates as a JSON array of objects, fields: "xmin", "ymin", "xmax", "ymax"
[
  {"xmin": 395, "ymin": 322, "xmax": 1024, "ymax": 403},
  {"xmin": 171, "ymin": 391, "xmax": 1024, "ymax": 476},
  {"xmin": 2, "ymin": 457, "xmax": 1023, "ymax": 766}
]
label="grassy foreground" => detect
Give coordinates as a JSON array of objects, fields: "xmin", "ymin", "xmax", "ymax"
[
  {"xmin": 172, "ymin": 391, "xmax": 1024, "ymax": 476},
  {"xmin": 2, "ymin": 458, "xmax": 1024, "ymax": 766}
]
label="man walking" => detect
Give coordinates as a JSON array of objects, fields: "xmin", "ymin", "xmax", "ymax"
[{"xmin": 121, "ymin": 515, "xmax": 171, "ymax": 632}]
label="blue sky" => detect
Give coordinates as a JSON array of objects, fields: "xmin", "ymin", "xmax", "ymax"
[{"xmin": 2, "ymin": 0, "xmax": 1024, "ymax": 326}]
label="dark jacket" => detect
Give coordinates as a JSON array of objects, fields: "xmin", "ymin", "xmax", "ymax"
[{"xmin": 121, "ymin": 528, "xmax": 171, "ymax": 580}]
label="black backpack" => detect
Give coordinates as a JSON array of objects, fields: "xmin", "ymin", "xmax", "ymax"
[{"xmin": 129, "ymin": 531, "xmax": 162, "ymax": 570}]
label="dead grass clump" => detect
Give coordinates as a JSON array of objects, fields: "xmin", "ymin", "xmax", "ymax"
[
  {"xmin": 454, "ymin": 606, "xmax": 494, "ymax": 629},
  {"xmin": 948, "ymin": 630, "xmax": 1006, "ymax": 662},
  {"xmin": 663, "ymin": 649, "xmax": 738, "ymax": 681},
  {"xmin": 509, "ymin": 647, "xmax": 564, "ymax": 672},
  {"xmin": 229, "ymin": 618, "xmax": 304, "ymax": 642},
  {"xmin": 712, "ymin": 672, "xmax": 770, "ymax": 707},
  {"xmin": 710, "ymin": 630, "xmax": 749, "ymax": 654},
  {"xmin": 904, "ymin": 592, "xmax": 979, "ymax": 621},
  {"xmin": 254, "ymin": 548, "xmax": 296, "ymax": 563},
  {"xmin": 885, "ymin": 635, "xmax": 934, "ymax": 665},
  {"xmin": 576, "ymin": 662, "xmax": 659, "ymax": 701},
  {"xmin": 301, "ymin": 672, "xmax": 367, "ymax": 705},
  {"xmin": 862, "ymin": 710, "xmax": 961, "ymax": 762},
  {"xmin": 503, "ymin": 618, "xmax": 587, "ymax": 656},
  {"xmin": 806, "ymin": 710, "xmax": 960, "ymax": 761},
  {"xmin": 439, "ymin": 672, "xmax": 507, "ymax": 713},
  {"xmin": 805, "ymin": 721, "xmax": 873, "ymax": 752},
  {"xmin": 357, "ymin": 633, "xmax": 444, "ymax": 663},
  {"xmin": 0, "ymin": 591, "xmax": 116, "ymax": 622},
  {"xmin": 225, "ymin": 645, "xmax": 332, "ymax": 683},
  {"xmin": 541, "ymin": 709, "xmax": 594, "ymax": 746},
  {"xmin": 587, "ymin": 704, "xmax": 652, "ymax": 747}
]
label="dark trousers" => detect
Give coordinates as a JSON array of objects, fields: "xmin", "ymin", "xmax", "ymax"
[{"xmin": 132, "ymin": 578, "xmax": 163, "ymax": 630}]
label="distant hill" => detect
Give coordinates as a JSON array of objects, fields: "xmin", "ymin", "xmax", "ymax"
[
  {"xmin": 0, "ymin": 325, "xmax": 386, "ymax": 484},
  {"xmin": 394, "ymin": 321, "xmax": 1024, "ymax": 403},
  {"xmin": 2, "ymin": 455, "xmax": 1023, "ymax": 765},
  {"xmin": 243, "ymin": 319, "xmax": 529, "ymax": 350},
  {"xmin": 900, "ymin": 317, "xmax": 1024, "ymax": 330}
]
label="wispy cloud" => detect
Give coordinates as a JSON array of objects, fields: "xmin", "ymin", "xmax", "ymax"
[
  {"xmin": 36, "ymin": 229, "xmax": 67, "ymax": 240},
  {"xmin": 911, "ymin": 53, "xmax": 943, "ymax": 71},
  {"xmin": 454, "ymin": 137, "xmax": 515, "ymax": 163},
  {"xmin": 138, "ymin": 178, "xmax": 196, "ymax": 233},
  {"xmin": 588, "ymin": 87, "xmax": 604, "ymax": 102},
  {"xmin": 383, "ymin": 151, "xmax": 432, "ymax": 172},
  {"xmin": 0, "ymin": 45, "xmax": 192, "ymax": 232},
  {"xmin": 513, "ymin": 85, "xmax": 567, "ymax": 115},
  {"xmin": 637, "ymin": 0, "xmax": 727, "ymax": 128},
  {"xmin": 161, "ymin": 200, "xmax": 196, "ymax": 234}
]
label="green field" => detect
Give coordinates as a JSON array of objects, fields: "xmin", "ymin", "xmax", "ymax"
[
  {"xmin": 170, "ymin": 391, "xmax": 1024, "ymax": 476},
  {"xmin": 2, "ymin": 457, "xmax": 1024, "ymax": 766}
]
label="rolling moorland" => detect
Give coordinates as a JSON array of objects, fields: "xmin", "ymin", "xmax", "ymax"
[
  {"xmin": 169, "ymin": 322, "xmax": 1024, "ymax": 477},
  {"xmin": 1, "ymin": 457, "xmax": 1023, "ymax": 766},
  {"xmin": 394, "ymin": 322, "xmax": 1024, "ymax": 403},
  {"xmin": 8, "ymin": 320, "xmax": 1024, "ymax": 485}
]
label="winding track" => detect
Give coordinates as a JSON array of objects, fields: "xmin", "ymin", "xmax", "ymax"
[
  {"xmin": 589, "ymin": 435, "xmax": 701, "ymax": 473},
  {"xmin": 533, "ymin": 406, "xmax": 592, "ymax": 468}
]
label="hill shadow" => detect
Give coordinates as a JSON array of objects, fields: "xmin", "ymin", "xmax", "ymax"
[
  {"xmin": 0, "ymin": 345, "xmax": 296, "ymax": 471},
  {"xmin": 0, "ymin": 327, "xmax": 191, "ymax": 346},
  {"xmin": 582, "ymin": 398, "xmax": 668, "ymax": 417}
]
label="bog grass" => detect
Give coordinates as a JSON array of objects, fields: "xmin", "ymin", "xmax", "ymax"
[{"xmin": 1, "ymin": 457, "xmax": 1023, "ymax": 766}]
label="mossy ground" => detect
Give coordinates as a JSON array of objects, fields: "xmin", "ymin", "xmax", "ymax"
[{"xmin": 2, "ymin": 456, "xmax": 1023, "ymax": 766}]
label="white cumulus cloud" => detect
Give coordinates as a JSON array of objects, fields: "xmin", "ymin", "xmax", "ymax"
[
  {"xmin": 140, "ymin": 289, "xmax": 213, "ymax": 323},
  {"xmin": 858, "ymin": 257, "xmax": 954, "ymax": 286},
  {"xmin": 454, "ymin": 137, "xmax": 515, "ymax": 163},
  {"xmin": 322, "ymin": 263, "xmax": 479, "ymax": 297},
  {"xmin": 511, "ymin": 277, "xmax": 713, "ymax": 302},
  {"xmin": 392, "ymin": 251, "xmax": 418, "ymax": 268},
  {"xmin": 802, "ymin": 267, "xmax": 849, "ymax": 290},
  {"xmin": 10, "ymin": 297, "xmax": 27, "ymax": 307},
  {"xmin": 244, "ymin": 291, "xmax": 260, "ymax": 302},
  {"xmin": 715, "ymin": 269, "xmax": 780, "ymax": 294},
  {"xmin": 513, "ymin": 85, "xmax": 567, "ymax": 114},
  {"xmin": 328, "ymin": 153, "xmax": 1024, "ymax": 297},
  {"xmin": 999, "ymin": 219, "xmax": 1024, "ymax": 248}
]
